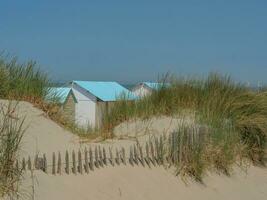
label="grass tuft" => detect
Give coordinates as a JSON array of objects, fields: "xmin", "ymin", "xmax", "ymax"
[
  {"xmin": 0, "ymin": 102, "xmax": 25, "ymax": 197},
  {"xmin": 104, "ymin": 73, "xmax": 267, "ymax": 179}
]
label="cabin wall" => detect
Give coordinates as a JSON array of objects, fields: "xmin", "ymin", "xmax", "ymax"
[
  {"xmin": 95, "ymin": 101, "xmax": 116, "ymax": 128},
  {"xmin": 72, "ymin": 84, "xmax": 97, "ymax": 128},
  {"xmin": 62, "ymin": 92, "xmax": 76, "ymax": 122}
]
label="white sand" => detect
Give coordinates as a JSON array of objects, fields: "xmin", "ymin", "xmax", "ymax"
[
  {"xmin": 0, "ymin": 100, "xmax": 135, "ymax": 158},
  {"xmin": 21, "ymin": 165, "xmax": 267, "ymax": 200},
  {"xmin": 1, "ymin": 100, "xmax": 267, "ymax": 200},
  {"xmin": 113, "ymin": 115, "xmax": 194, "ymax": 138}
]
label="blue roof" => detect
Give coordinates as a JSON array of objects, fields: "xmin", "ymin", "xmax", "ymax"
[
  {"xmin": 73, "ymin": 81, "xmax": 136, "ymax": 101},
  {"xmin": 46, "ymin": 87, "xmax": 71, "ymax": 103}
]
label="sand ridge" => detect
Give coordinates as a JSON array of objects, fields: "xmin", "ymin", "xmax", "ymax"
[{"xmin": 1, "ymin": 100, "xmax": 266, "ymax": 200}]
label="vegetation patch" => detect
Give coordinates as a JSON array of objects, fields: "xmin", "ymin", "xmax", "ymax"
[
  {"xmin": 104, "ymin": 73, "xmax": 267, "ymax": 180},
  {"xmin": 0, "ymin": 102, "xmax": 25, "ymax": 197}
]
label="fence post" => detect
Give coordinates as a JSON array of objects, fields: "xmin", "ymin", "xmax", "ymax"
[
  {"xmin": 57, "ymin": 152, "xmax": 62, "ymax": 175},
  {"xmin": 78, "ymin": 150, "xmax": 83, "ymax": 174},
  {"xmin": 103, "ymin": 147, "xmax": 107, "ymax": 165},
  {"xmin": 72, "ymin": 150, "xmax": 77, "ymax": 175},
  {"xmin": 27, "ymin": 156, "xmax": 32, "ymax": 171},
  {"xmin": 145, "ymin": 142, "xmax": 151, "ymax": 167},
  {"xmin": 95, "ymin": 146, "xmax": 99, "ymax": 168},
  {"xmin": 167, "ymin": 133, "xmax": 172, "ymax": 163},
  {"xmin": 109, "ymin": 147, "xmax": 114, "ymax": 166},
  {"xmin": 98, "ymin": 146, "xmax": 103, "ymax": 167},
  {"xmin": 133, "ymin": 145, "xmax": 139, "ymax": 165},
  {"xmin": 150, "ymin": 141, "xmax": 156, "ymax": 166},
  {"xmin": 121, "ymin": 147, "xmax": 126, "ymax": 165},
  {"xmin": 15, "ymin": 160, "xmax": 19, "ymax": 172},
  {"xmin": 65, "ymin": 151, "xmax": 69, "ymax": 174},
  {"xmin": 22, "ymin": 158, "xmax": 26, "ymax": 170},
  {"xmin": 139, "ymin": 146, "xmax": 145, "ymax": 166},
  {"xmin": 84, "ymin": 148, "xmax": 89, "ymax": 174},
  {"xmin": 115, "ymin": 148, "xmax": 120, "ymax": 165},
  {"xmin": 89, "ymin": 147, "xmax": 94, "ymax": 171},
  {"xmin": 52, "ymin": 152, "xmax": 56, "ymax": 175},
  {"xmin": 129, "ymin": 146, "xmax": 134, "ymax": 166},
  {"xmin": 172, "ymin": 131, "xmax": 176, "ymax": 164},
  {"xmin": 155, "ymin": 137, "xmax": 159, "ymax": 164},
  {"xmin": 78, "ymin": 150, "xmax": 82, "ymax": 174},
  {"xmin": 43, "ymin": 154, "xmax": 47, "ymax": 173},
  {"xmin": 34, "ymin": 154, "xmax": 38, "ymax": 169},
  {"xmin": 159, "ymin": 135, "xmax": 164, "ymax": 164}
]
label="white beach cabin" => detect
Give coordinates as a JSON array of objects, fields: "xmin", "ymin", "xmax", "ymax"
[
  {"xmin": 131, "ymin": 82, "xmax": 164, "ymax": 97},
  {"xmin": 63, "ymin": 81, "xmax": 134, "ymax": 129}
]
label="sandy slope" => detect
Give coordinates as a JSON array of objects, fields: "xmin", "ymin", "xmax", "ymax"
[
  {"xmin": 1, "ymin": 100, "xmax": 267, "ymax": 200},
  {"xmin": 0, "ymin": 100, "xmax": 134, "ymax": 158},
  {"xmin": 21, "ymin": 165, "xmax": 267, "ymax": 200},
  {"xmin": 0, "ymin": 100, "xmax": 81, "ymax": 158}
]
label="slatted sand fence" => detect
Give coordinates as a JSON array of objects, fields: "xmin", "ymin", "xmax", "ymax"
[{"xmin": 16, "ymin": 125, "xmax": 208, "ymax": 175}]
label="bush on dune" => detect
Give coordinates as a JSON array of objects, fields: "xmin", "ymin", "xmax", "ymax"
[
  {"xmin": 0, "ymin": 56, "xmax": 50, "ymax": 102},
  {"xmin": 0, "ymin": 56, "xmax": 52, "ymax": 197},
  {"xmin": 0, "ymin": 102, "xmax": 25, "ymax": 197},
  {"xmin": 104, "ymin": 73, "xmax": 267, "ymax": 180}
]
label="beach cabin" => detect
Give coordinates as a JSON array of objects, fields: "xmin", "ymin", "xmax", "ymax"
[
  {"xmin": 131, "ymin": 82, "xmax": 163, "ymax": 97},
  {"xmin": 63, "ymin": 81, "xmax": 134, "ymax": 129}
]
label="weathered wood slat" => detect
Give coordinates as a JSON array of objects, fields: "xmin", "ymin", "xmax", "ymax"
[
  {"xmin": 84, "ymin": 148, "xmax": 89, "ymax": 174},
  {"xmin": 34, "ymin": 154, "xmax": 38, "ymax": 169},
  {"xmin": 129, "ymin": 146, "xmax": 134, "ymax": 166},
  {"xmin": 27, "ymin": 156, "xmax": 32, "ymax": 170},
  {"xmin": 65, "ymin": 151, "xmax": 69, "ymax": 174},
  {"xmin": 109, "ymin": 147, "xmax": 114, "ymax": 166},
  {"xmin": 103, "ymin": 147, "xmax": 107, "ymax": 165},
  {"xmin": 115, "ymin": 148, "xmax": 120, "ymax": 165},
  {"xmin": 15, "ymin": 160, "xmax": 19, "ymax": 172},
  {"xmin": 149, "ymin": 141, "xmax": 156, "ymax": 166},
  {"xmin": 95, "ymin": 146, "xmax": 99, "ymax": 168},
  {"xmin": 139, "ymin": 146, "xmax": 145, "ymax": 166},
  {"xmin": 121, "ymin": 147, "xmax": 126, "ymax": 165},
  {"xmin": 52, "ymin": 152, "xmax": 56, "ymax": 175},
  {"xmin": 133, "ymin": 145, "xmax": 139, "ymax": 165},
  {"xmin": 98, "ymin": 146, "xmax": 103, "ymax": 167},
  {"xmin": 159, "ymin": 135, "xmax": 164, "ymax": 164},
  {"xmin": 43, "ymin": 154, "xmax": 47, "ymax": 173},
  {"xmin": 78, "ymin": 150, "xmax": 83, "ymax": 174},
  {"xmin": 155, "ymin": 137, "xmax": 160, "ymax": 164},
  {"xmin": 145, "ymin": 142, "xmax": 151, "ymax": 167},
  {"xmin": 72, "ymin": 150, "xmax": 77, "ymax": 174},
  {"xmin": 57, "ymin": 152, "xmax": 62, "ymax": 175},
  {"xmin": 89, "ymin": 147, "xmax": 94, "ymax": 171}
]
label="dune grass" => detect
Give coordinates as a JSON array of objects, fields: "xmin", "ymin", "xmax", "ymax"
[
  {"xmin": 0, "ymin": 56, "xmax": 51, "ymax": 103},
  {"xmin": 0, "ymin": 102, "xmax": 25, "ymax": 197},
  {"xmin": 0, "ymin": 56, "xmax": 52, "ymax": 196},
  {"xmin": 104, "ymin": 73, "xmax": 267, "ymax": 180}
]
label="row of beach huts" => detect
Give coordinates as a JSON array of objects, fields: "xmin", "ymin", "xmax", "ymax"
[{"xmin": 47, "ymin": 81, "xmax": 162, "ymax": 129}]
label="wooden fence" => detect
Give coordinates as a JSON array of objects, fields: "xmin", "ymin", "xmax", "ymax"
[
  {"xmin": 17, "ymin": 136, "xmax": 166, "ymax": 175},
  {"xmin": 16, "ymin": 126, "xmax": 207, "ymax": 175}
]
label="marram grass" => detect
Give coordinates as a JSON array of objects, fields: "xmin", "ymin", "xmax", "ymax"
[
  {"xmin": 0, "ymin": 102, "xmax": 25, "ymax": 197},
  {"xmin": 104, "ymin": 73, "xmax": 267, "ymax": 179},
  {"xmin": 0, "ymin": 56, "xmax": 51, "ymax": 103}
]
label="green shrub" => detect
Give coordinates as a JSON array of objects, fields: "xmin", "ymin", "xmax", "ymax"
[
  {"xmin": 105, "ymin": 73, "xmax": 267, "ymax": 179},
  {"xmin": 0, "ymin": 56, "xmax": 50, "ymax": 102},
  {"xmin": 0, "ymin": 102, "xmax": 25, "ymax": 197}
]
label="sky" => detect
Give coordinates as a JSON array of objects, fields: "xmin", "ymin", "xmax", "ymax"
[{"xmin": 0, "ymin": 0, "xmax": 266, "ymax": 84}]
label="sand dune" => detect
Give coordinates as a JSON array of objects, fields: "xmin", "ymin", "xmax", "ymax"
[
  {"xmin": 22, "ymin": 165, "xmax": 267, "ymax": 200},
  {"xmin": 1, "ymin": 100, "xmax": 266, "ymax": 200}
]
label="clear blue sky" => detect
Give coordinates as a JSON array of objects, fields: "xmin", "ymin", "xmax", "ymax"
[{"xmin": 0, "ymin": 1, "xmax": 266, "ymax": 84}]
